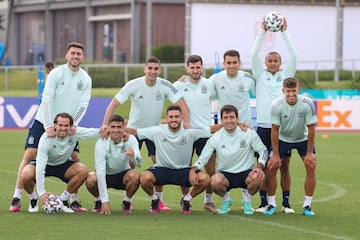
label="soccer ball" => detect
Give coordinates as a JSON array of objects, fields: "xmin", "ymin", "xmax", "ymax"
[
  {"xmin": 43, "ymin": 193, "xmax": 63, "ymax": 214},
  {"xmin": 264, "ymin": 12, "xmax": 284, "ymax": 32}
]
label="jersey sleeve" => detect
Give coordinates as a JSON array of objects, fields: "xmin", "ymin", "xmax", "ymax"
[
  {"xmin": 73, "ymin": 72, "xmax": 92, "ymax": 126},
  {"xmin": 127, "ymin": 135, "xmax": 143, "ymax": 167},
  {"xmin": 41, "ymin": 69, "xmax": 60, "ymax": 129},
  {"xmin": 192, "ymin": 135, "xmax": 216, "ymax": 170},
  {"xmin": 271, "ymin": 98, "xmax": 282, "ymax": 126},
  {"xmin": 251, "ymin": 28, "xmax": 266, "ymax": 80},
  {"xmin": 282, "ymin": 31, "xmax": 298, "ymax": 77},
  {"xmin": 94, "ymin": 139, "xmax": 110, "ymax": 203},
  {"xmin": 36, "ymin": 134, "xmax": 51, "ymax": 196}
]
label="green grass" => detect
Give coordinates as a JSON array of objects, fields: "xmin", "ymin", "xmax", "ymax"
[
  {"xmin": 314, "ymin": 80, "xmax": 352, "ymax": 89},
  {"xmin": 0, "ymin": 131, "xmax": 359, "ymax": 240}
]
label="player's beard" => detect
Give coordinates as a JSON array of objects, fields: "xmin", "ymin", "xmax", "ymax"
[
  {"xmin": 168, "ymin": 121, "xmax": 181, "ymax": 131},
  {"xmin": 190, "ymin": 73, "xmax": 201, "ymax": 81}
]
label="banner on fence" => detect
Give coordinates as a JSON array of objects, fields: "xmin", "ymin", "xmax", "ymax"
[{"xmin": 1, "ymin": 96, "xmax": 359, "ymax": 131}]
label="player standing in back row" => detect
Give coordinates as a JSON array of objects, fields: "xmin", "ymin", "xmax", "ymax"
[{"xmin": 251, "ymin": 15, "xmax": 298, "ymax": 214}]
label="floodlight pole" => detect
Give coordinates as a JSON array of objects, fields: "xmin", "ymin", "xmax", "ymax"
[
  {"xmin": 146, "ymin": 0, "xmax": 152, "ymax": 59},
  {"xmin": 334, "ymin": 0, "xmax": 343, "ymax": 82}
]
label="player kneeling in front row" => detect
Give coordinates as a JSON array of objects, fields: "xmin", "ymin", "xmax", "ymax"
[
  {"xmin": 86, "ymin": 114, "xmax": 143, "ymax": 214},
  {"xmin": 191, "ymin": 105, "xmax": 268, "ymax": 215},
  {"xmin": 21, "ymin": 112, "xmax": 100, "ymax": 213},
  {"xmin": 126, "ymin": 105, "xmax": 210, "ymax": 214}
]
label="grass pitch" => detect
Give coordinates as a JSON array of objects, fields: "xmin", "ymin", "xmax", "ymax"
[{"xmin": 0, "ymin": 131, "xmax": 359, "ymax": 240}]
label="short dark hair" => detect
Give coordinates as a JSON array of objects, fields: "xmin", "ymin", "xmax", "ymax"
[
  {"xmin": 109, "ymin": 114, "xmax": 125, "ymax": 124},
  {"xmin": 220, "ymin": 105, "xmax": 238, "ymax": 119},
  {"xmin": 266, "ymin": 51, "xmax": 282, "ymax": 62},
  {"xmin": 283, "ymin": 77, "xmax": 299, "ymax": 88},
  {"xmin": 167, "ymin": 105, "xmax": 182, "ymax": 114},
  {"xmin": 54, "ymin": 112, "xmax": 73, "ymax": 126},
  {"xmin": 66, "ymin": 42, "xmax": 84, "ymax": 52},
  {"xmin": 187, "ymin": 55, "xmax": 203, "ymax": 66},
  {"xmin": 223, "ymin": 50, "xmax": 240, "ymax": 60},
  {"xmin": 45, "ymin": 62, "xmax": 54, "ymax": 69},
  {"xmin": 145, "ymin": 56, "xmax": 161, "ymax": 65}
]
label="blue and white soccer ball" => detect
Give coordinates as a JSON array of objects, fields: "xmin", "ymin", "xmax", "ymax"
[
  {"xmin": 43, "ymin": 193, "xmax": 63, "ymax": 214},
  {"xmin": 264, "ymin": 12, "xmax": 284, "ymax": 32}
]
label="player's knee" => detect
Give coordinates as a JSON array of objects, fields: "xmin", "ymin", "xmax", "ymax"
[
  {"xmin": 85, "ymin": 172, "xmax": 97, "ymax": 189},
  {"xmin": 140, "ymin": 171, "xmax": 154, "ymax": 185},
  {"xmin": 304, "ymin": 159, "xmax": 317, "ymax": 171}
]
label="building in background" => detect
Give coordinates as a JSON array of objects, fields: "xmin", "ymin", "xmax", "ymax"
[
  {"xmin": 3, "ymin": 0, "xmax": 360, "ymax": 65},
  {"xmin": 7, "ymin": 0, "xmax": 185, "ymax": 65}
]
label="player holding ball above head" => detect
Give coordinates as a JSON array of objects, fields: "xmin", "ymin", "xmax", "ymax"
[{"xmin": 251, "ymin": 12, "xmax": 298, "ymax": 214}]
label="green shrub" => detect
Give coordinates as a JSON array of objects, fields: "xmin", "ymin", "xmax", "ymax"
[
  {"xmin": 145, "ymin": 45, "xmax": 185, "ymax": 63},
  {"xmin": 350, "ymin": 73, "xmax": 360, "ymax": 90}
]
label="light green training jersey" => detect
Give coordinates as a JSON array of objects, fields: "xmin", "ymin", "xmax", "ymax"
[
  {"xmin": 35, "ymin": 64, "xmax": 92, "ymax": 129},
  {"xmin": 173, "ymin": 76, "xmax": 216, "ymax": 133},
  {"xmin": 36, "ymin": 127, "xmax": 100, "ymax": 196},
  {"xmin": 193, "ymin": 127, "xmax": 268, "ymax": 173},
  {"xmin": 209, "ymin": 70, "xmax": 255, "ymax": 125},
  {"xmin": 252, "ymin": 29, "xmax": 297, "ymax": 128},
  {"xmin": 137, "ymin": 125, "xmax": 210, "ymax": 169},
  {"xmin": 271, "ymin": 95, "xmax": 318, "ymax": 143},
  {"xmin": 94, "ymin": 134, "xmax": 143, "ymax": 203},
  {"xmin": 115, "ymin": 77, "xmax": 182, "ymax": 128}
]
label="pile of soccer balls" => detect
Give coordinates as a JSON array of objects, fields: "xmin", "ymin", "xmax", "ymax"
[
  {"xmin": 43, "ymin": 193, "xmax": 63, "ymax": 214},
  {"xmin": 264, "ymin": 11, "xmax": 284, "ymax": 32}
]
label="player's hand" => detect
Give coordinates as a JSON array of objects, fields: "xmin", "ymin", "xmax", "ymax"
[
  {"xmin": 100, "ymin": 124, "xmax": 110, "ymax": 139},
  {"xmin": 250, "ymin": 168, "xmax": 265, "ymax": 182},
  {"xmin": 281, "ymin": 16, "xmax": 287, "ymax": 32},
  {"xmin": 177, "ymin": 75, "xmax": 187, "ymax": 82},
  {"xmin": 46, "ymin": 127, "xmax": 56, "ymax": 137},
  {"xmin": 262, "ymin": 16, "xmax": 268, "ymax": 31},
  {"xmin": 267, "ymin": 155, "xmax": 281, "ymax": 170},
  {"xmin": 70, "ymin": 125, "xmax": 77, "ymax": 135},
  {"xmin": 189, "ymin": 169, "xmax": 199, "ymax": 186},
  {"xmin": 40, "ymin": 192, "xmax": 52, "ymax": 206},
  {"xmin": 183, "ymin": 121, "xmax": 191, "ymax": 129},
  {"xmin": 100, "ymin": 202, "xmax": 111, "ymax": 215},
  {"xmin": 122, "ymin": 132, "xmax": 129, "ymax": 142},
  {"xmin": 303, "ymin": 152, "xmax": 316, "ymax": 170},
  {"xmin": 238, "ymin": 122, "xmax": 252, "ymax": 132}
]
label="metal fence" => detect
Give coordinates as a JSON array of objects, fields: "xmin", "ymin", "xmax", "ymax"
[{"xmin": 1, "ymin": 59, "xmax": 360, "ymax": 91}]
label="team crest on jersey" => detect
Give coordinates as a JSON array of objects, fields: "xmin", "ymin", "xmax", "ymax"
[
  {"xmin": 238, "ymin": 84, "xmax": 244, "ymax": 92},
  {"xmin": 184, "ymin": 88, "xmax": 189, "ymax": 92},
  {"xmin": 297, "ymin": 110, "xmax": 305, "ymax": 118},
  {"xmin": 121, "ymin": 145, "xmax": 126, "ymax": 152},
  {"xmin": 27, "ymin": 135, "xmax": 35, "ymax": 145},
  {"xmin": 77, "ymin": 80, "xmax": 84, "ymax": 90},
  {"xmin": 220, "ymin": 86, "xmax": 225, "ymax": 90},
  {"xmin": 221, "ymin": 145, "xmax": 226, "ymax": 149},
  {"xmin": 239, "ymin": 139, "xmax": 246, "ymax": 148},
  {"xmin": 68, "ymin": 137, "xmax": 75, "ymax": 145},
  {"xmin": 179, "ymin": 136, "xmax": 187, "ymax": 145},
  {"xmin": 155, "ymin": 91, "xmax": 163, "ymax": 101},
  {"xmin": 201, "ymin": 84, "xmax": 207, "ymax": 94}
]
